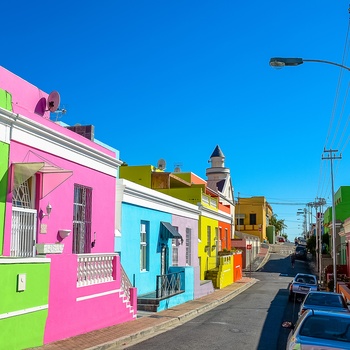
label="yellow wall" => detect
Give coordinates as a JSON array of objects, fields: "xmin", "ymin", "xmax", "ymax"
[
  {"xmin": 198, "ymin": 215, "xmax": 219, "ymax": 279},
  {"xmin": 236, "ymin": 196, "xmax": 271, "ymax": 241}
]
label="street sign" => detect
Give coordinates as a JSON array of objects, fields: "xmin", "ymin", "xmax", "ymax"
[{"xmin": 247, "ymin": 244, "xmax": 252, "ymax": 250}]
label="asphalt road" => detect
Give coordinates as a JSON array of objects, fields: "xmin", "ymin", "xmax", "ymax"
[{"xmin": 123, "ymin": 245, "xmax": 313, "ymax": 350}]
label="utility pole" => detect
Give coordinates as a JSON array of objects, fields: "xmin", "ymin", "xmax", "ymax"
[
  {"xmin": 313, "ymin": 197, "xmax": 326, "ymax": 283},
  {"xmin": 322, "ymin": 149, "xmax": 342, "ymax": 292}
]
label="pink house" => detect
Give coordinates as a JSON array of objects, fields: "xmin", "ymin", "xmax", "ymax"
[{"xmin": 0, "ymin": 66, "xmax": 136, "ymax": 348}]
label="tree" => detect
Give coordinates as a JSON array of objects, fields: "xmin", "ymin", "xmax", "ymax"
[{"xmin": 269, "ymin": 214, "xmax": 287, "ymax": 236}]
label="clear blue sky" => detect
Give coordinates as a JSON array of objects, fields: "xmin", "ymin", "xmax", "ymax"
[{"xmin": 3, "ymin": 1, "xmax": 350, "ymax": 240}]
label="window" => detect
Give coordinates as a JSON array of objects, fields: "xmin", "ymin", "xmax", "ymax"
[
  {"xmin": 225, "ymin": 228, "xmax": 229, "ymax": 246},
  {"xmin": 140, "ymin": 221, "xmax": 148, "ymax": 271},
  {"xmin": 72, "ymin": 184, "xmax": 92, "ymax": 254},
  {"xmin": 237, "ymin": 218, "xmax": 244, "ymax": 225},
  {"xmin": 207, "ymin": 226, "xmax": 211, "ymax": 256},
  {"xmin": 172, "ymin": 226, "xmax": 179, "ymax": 266},
  {"xmin": 12, "ymin": 177, "xmax": 34, "ymax": 208},
  {"xmin": 186, "ymin": 227, "xmax": 191, "ymax": 265},
  {"xmin": 172, "ymin": 239, "xmax": 179, "ymax": 266},
  {"xmin": 250, "ymin": 214, "xmax": 257, "ymax": 225}
]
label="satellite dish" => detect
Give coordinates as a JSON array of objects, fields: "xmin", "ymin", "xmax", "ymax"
[
  {"xmin": 157, "ymin": 158, "xmax": 166, "ymax": 170},
  {"xmin": 47, "ymin": 91, "xmax": 60, "ymax": 112},
  {"xmin": 174, "ymin": 166, "xmax": 181, "ymax": 173}
]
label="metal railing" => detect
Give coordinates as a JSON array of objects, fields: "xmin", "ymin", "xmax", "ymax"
[
  {"xmin": 156, "ymin": 271, "xmax": 184, "ymax": 298},
  {"xmin": 77, "ymin": 253, "xmax": 117, "ymax": 287},
  {"xmin": 11, "ymin": 207, "xmax": 37, "ymax": 257}
]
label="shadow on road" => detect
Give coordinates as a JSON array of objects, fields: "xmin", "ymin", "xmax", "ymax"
[{"xmin": 255, "ymin": 254, "xmax": 315, "ymax": 349}]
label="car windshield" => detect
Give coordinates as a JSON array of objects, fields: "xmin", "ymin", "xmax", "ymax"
[
  {"xmin": 300, "ymin": 315, "xmax": 350, "ymax": 342},
  {"xmin": 295, "ymin": 275, "xmax": 316, "ymax": 284},
  {"xmin": 305, "ymin": 294, "xmax": 346, "ymax": 308}
]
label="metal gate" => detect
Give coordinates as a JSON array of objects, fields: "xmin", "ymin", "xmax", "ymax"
[{"xmin": 11, "ymin": 207, "xmax": 37, "ymax": 257}]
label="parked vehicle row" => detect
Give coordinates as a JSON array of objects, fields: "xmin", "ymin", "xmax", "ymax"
[{"xmin": 285, "ymin": 273, "xmax": 350, "ymax": 348}]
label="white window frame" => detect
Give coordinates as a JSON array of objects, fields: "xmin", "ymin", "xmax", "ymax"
[{"xmin": 140, "ymin": 221, "xmax": 148, "ymax": 272}]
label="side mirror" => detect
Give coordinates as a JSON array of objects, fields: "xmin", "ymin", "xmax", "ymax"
[{"xmin": 282, "ymin": 321, "xmax": 294, "ymax": 329}]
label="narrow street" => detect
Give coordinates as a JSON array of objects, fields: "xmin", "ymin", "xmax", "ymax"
[{"xmin": 123, "ymin": 245, "xmax": 313, "ymax": 350}]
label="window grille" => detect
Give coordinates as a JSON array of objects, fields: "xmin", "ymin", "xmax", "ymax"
[{"xmin": 73, "ymin": 184, "xmax": 92, "ymax": 254}]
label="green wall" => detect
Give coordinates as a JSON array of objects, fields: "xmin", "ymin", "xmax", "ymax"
[
  {"xmin": 119, "ymin": 165, "xmax": 154, "ymax": 187},
  {"xmin": 0, "ymin": 142, "xmax": 9, "ymax": 255},
  {"xmin": 0, "ymin": 261, "xmax": 50, "ymax": 349},
  {"xmin": 0, "ymin": 89, "xmax": 12, "ymax": 111}
]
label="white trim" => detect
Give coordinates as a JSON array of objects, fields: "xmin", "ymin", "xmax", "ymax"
[
  {"xmin": 0, "ymin": 107, "xmax": 121, "ymax": 176},
  {"xmin": 117, "ymin": 179, "xmax": 200, "ymax": 220},
  {"xmin": 76, "ymin": 288, "xmax": 119, "ymax": 302},
  {"xmin": 0, "ymin": 304, "xmax": 48, "ymax": 319}
]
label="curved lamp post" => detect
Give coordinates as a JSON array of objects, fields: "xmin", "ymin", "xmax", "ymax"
[
  {"xmin": 270, "ymin": 56, "xmax": 348, "ymax": 292},
  {"xmin": 269, "ymin": 57, "xmax": 350, "ymax": 72}
]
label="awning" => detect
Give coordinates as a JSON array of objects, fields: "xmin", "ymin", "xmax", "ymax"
[
  {"xmin": 160, "ymin": 221, "xmax": 183, "ymax": 240},
  {"xmin": 12, "ymin": 162, "xmax": 73, "ymax": 198}
]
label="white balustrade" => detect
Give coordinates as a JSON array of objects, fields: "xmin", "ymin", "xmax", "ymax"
[{"xmin": 77, "ymin": 253, "xmax": 116, "ymax": 287}]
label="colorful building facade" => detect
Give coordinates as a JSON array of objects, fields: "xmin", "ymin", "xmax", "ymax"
[{"xmin": 0, "ymin": 66, "xmax": 136, "ymax": 349}]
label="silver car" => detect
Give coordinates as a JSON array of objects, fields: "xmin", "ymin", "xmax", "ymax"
[{"xmin": 282, "ymin": 309, "xmax": 350, "ymax": 349}]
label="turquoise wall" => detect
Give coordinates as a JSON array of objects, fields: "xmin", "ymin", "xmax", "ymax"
[
  {"xmin": 119, "ymin": 202, "xmax": 172, "ymax": 295},
  {"xmin": 158, "ymin": 266, "xmax": 194, "ymax": 311}
]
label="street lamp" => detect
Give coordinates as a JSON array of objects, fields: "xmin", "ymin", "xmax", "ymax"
[
  {"xmin": 269, "ymin": 57, "xmax": 350, "ymax": 72},
  {"xmin": 270, "ymin": 56, "xmax": 347, "ymax": 292}
]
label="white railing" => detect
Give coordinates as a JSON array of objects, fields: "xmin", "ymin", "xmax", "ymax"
[
  {"xmin": 77, "ymin": 253, "xmax": 117, "ymax": 287},
  {"xmin": 121, "ymin": 265, "xmax": 133, "ymax": 301},
  {"xmin": 11, "ymin": 207, "xmax": 37, "ymax": 257}
]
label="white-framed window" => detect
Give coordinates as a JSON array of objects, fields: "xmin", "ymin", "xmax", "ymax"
[
  {"xmin": 73, "ymin": 184, "xmax": 92, "ymax": 254},
  {"xmin": 172, "ymin": 226, "xmax": 179, "ymax": 266},
  {"xmin": 186, "ymin": 227, "xmax": 191, "ymax": 265},
  {"xmin": 172, "ymin": 239, "xmax": 179, "ymax": 266},
  {"xmin": 140, "ymin": 221, "xmax": 148, "ymax": 271}
]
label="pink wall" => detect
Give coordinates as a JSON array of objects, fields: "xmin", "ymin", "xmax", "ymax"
[
  {"xmin": 5, "ymin": 141, "xmax": 116, "ymax": 254},
  {"xmin": 44, "ymin": 254, "xmax": 134, "ymax": 343},
  {"xmin": 1, "ymin": 66, "xmax": 136, "ymax": 343}
]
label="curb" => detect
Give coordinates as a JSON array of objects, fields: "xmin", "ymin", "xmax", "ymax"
[{"xmin": 88, "ymin": 278, "xmax": 259, "ymax": 350}]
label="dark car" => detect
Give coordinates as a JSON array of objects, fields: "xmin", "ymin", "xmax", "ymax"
[
  {"xmin": 282, "ymin": 309, "xmax": 350, "ymax": 348},
  {"xmin": 295, "ymin": 245, "xmax": 307, "ymax": 260},
  {"xmin": 299, "ymin": 291, "xmax": 350, "ymax": 317}
]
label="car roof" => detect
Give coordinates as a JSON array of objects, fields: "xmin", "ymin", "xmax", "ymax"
[
  {"xmin": 295, "ymin": 273, "xmax": 315, "ymax": 278},
  {"xmin": 305, "ymin": 309, "xmax": 350, "ymax": 317},
  {"xmin": 306, "ymin": 291, "xmax": 342, "ymax": 296}
]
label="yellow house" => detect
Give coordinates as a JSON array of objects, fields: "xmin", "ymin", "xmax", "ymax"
[{"xmin": 235, "ymin": 196, "xmax": 273, "ymax": 242}]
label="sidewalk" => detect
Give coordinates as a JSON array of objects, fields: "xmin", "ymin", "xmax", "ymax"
[{"xmin": 31, "ymin": 249, "xmax": 269, "ymax": 350}]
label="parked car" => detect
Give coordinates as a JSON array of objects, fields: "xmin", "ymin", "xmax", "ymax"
[
  {"xmin": 299, "ymin": 291, "xmax": 350, "ymax": 317},
  {"xmin": 289, "ymin": 273, "xmax": 319, "ymax": 302},
  {"xmin": 295, "ymin": 245, "xmax": 307, "ymax": 260},
  {"xmin": 298, "ymin": 238, "xmax": 307, "ymax": 246},
  {"xmin": 282, "ymin": 309, "xmax": 350, "ymax": 348}
]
